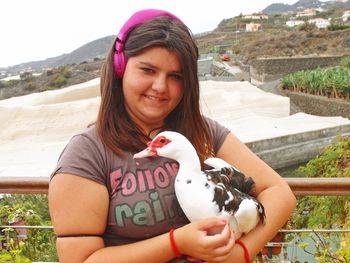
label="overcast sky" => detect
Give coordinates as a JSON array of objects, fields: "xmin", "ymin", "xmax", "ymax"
[{"xmin": 1, "ymin": 0, "xmax": 312, "ymax": 68}]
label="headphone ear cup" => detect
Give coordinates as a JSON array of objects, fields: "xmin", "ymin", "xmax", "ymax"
[{"xmin": 113, "ymin": 51, "xmax": 126, "ymax": 78}]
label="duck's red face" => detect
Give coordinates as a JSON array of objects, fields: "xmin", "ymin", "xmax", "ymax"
[
  {"xmin": 147, "ymin": 136, "xmax": 171, "ymax": 154},
  {"xmin": 134, "ymin": 135, "xmax": 172, "ymax": 158}
]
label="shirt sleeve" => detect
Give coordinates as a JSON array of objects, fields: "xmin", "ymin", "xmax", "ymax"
[
  {"xmin": 204, "ymin": 116, "xmax": 230, "ymax": 154},
  {"xmin": 50, "ymin": 133, "xmax": 107, "ymax": 186}
]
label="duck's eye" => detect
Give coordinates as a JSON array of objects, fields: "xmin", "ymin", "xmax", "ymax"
[{"xmin": 155, "ymin": 136, "xmax": 171, "ymax": 147}]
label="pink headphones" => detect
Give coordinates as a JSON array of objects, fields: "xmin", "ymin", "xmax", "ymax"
[{"xmin": 113, "ymin": 9, "xmax": 185, "ymax": 78}]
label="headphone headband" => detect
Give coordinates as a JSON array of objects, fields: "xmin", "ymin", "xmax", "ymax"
[{"xmin": 113, "ymin": 9, "xmax": 185, "ymax": 78}]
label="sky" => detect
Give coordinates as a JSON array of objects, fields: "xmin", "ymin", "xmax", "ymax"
[{"xmin": 1, "ymin": 0, "xmax": 308, "ymax": 68}]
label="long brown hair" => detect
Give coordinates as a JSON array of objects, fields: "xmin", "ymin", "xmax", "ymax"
[{"xmin": 96, "ymin": 15, "xmax": 213, "ymax": 166}]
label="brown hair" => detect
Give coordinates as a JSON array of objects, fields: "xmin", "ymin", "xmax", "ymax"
[{"xmin": 96, "ymin": 15, "xmax": 213, "ymax": 166}]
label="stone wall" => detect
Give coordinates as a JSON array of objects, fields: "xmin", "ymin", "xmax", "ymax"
[
  {"xmin": 250, "ymin": 55, "xmax": 348, "ymax": 82},
  {"xmin": 283, "ymin": 90, "xmax": 350, "ymax": 119},
  {"xmin": 198, "ymin": 57, "xmax": 214, "ymax": 76},
  {"xmin": 247, "ymin": 124, "xmax": 350, "ymax": 169},
  {"xmin": 197, "ymin": 57, "xmax": 250, "ymax": 81}
]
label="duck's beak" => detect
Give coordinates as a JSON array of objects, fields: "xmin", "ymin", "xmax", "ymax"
[{"xmin": 133, "ymin": 147, "xmax": 157, "ymax": 159}]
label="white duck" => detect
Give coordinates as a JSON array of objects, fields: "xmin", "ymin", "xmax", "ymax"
[{"xmin": 134, "ymin": 131, "xmax": 265, "ymax": 239}]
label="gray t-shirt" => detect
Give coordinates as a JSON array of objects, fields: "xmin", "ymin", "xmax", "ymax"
[{"xmin": 51, "ymin": 117, "xmax": 230, "ymax": 250}]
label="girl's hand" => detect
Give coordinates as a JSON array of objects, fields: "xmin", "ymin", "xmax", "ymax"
[{"xmin": 175, "ymin": 218, "xmax": 235, "ymax": 262}]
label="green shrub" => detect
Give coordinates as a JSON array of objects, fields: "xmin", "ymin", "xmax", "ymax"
[
  {"xmin": 0, "ymin": 79, "xmax": 20, "ymax": 89},
  {"xmin": 0, "ymin": 195, "xmax": 57, "ymax": 262},
  {"xmin": 290, "ymin": 136, "xmax": 350, "ymax": 262},
  {"xmin": 46, "ymin": 70, "xmax": 54, "ymax": 76},
  {"xmin": 328, "ymin": 23, "xmax": 350, "ymax": 31},
  {"xmin": 24, "ymin": 82, "xmax": 37, "ymax": 91},
  {"xmin": 60, "ymin": 66, "xmax": 72, "ymax": 78},
  {"xmin": 298, "ymin": 22, "xmax": 318, "ymax": 32},
  {"xmin": 0, "ymin": 239, "xmax": 31, "ymax": 263},
  {"xmin": 49, "ymin": 74, "xmax": 67, "ymax": 88},
  {"xmin": 340, "ymin": 56, "xmax": 350, "ymax": 69},
  {"xmin": 19, "ymin": 72, "xmax": 34, "ymax": 82}
]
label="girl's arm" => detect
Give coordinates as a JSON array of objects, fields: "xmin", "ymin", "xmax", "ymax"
[
  {"xmin": 216, "ymin": 133, "xmax": 297, "ymax": 262},
  {"xmin": 49, "ymin": 173, "xmax": 236, "ymax": 263}
]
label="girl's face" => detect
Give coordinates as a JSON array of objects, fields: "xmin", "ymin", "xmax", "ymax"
[{"xmin": 122, "ymin": 47, "xmax": 184, "ymax": 135}]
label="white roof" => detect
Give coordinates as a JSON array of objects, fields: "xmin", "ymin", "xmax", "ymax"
[{"xmin": 1, "ymin": 78, "xmax": 349, "ymax": 178}]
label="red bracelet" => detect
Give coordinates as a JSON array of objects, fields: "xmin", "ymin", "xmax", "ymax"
[
  {"xmin": 169, "ymin": 228, "xmax": 181, "ymax": 257},
  {"xmin": 235, "ymin": 240, "xmax": 250, "ymax": 263}
]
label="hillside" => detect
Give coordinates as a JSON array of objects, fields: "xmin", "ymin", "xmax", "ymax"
[
  {"xmin": 2, "ymin": 26, "xmax": 350, "ymax": 100},
  {"xmin": 0, "ymin": 59, "xmax": 103, "ymax": 99},
  {"xmin": 263, "ymin": 0, "xmax": 322, "ymax": 14},
  {"xmin": 195, "ymin": 28, "xmax": 350, "ymax": 63},
  {"xmin": 262, "ymin": 0, "xmax": 350, "ymax": 14},
  {"xmin": 2, "ymin": 0, "xmax": 350, "ymax": 100},
  {"xmin": 197, "ymin": 0, "xmax": 350, "ymax": 64},
  {"xmin": 263, "ymin": 3, "xmax": 292, "ymax": 14},
  {"xmin": 1, "ymin": 36, "xmax": 115, "ymax": 73}
]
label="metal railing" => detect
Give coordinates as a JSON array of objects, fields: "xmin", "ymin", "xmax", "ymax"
[
  {"xmin": 1, "ymin": 176, "xmax": 350, "ymax": 262},
  {"xmin": 1, "ymin": 176, "xmax": 350, "ymax": 195}
]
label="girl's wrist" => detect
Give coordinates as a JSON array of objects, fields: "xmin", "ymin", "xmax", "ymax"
[
  {"xmin": 169, "ymin": 228, "xmax": 181, "ymax": 257},
  {"xmin": 235, "ymin": 240, "xmax": 250, "ymax": 263}
]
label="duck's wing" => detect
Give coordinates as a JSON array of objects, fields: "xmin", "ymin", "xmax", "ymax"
[
  {"xmin": 204, "ymin": 168, "xmax": 241, "ymax": 214},
  {"xmin": 204, "ymin": 165, "xmax": 255, "ymax": 195},
  {"xmin": 204, "ymin": 168, "xmax": 266, "ymax": 225},
  {"xmin": 204, "ymin": 157, "xmax": 233, "ymax": 170},
  {"xmin": 232, "ymin": 188, "xmax": 266, "ymax": 225}
]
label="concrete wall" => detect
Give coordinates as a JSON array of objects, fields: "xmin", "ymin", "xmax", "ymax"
[
  {"xmin": 197, "ymin": 57, "xmax": 235, "ymax": 77},
  {"xmin": 198, "ymin": 57, "xmax": 214, "ymax": 76},
  {"xmin": 198, "ymin": 75, "xmax": 237, "ymax": 81},
  {"xmin": 250, "ymin": 55, "xmax": 347, "ymax": 82},
  {"xmin": 197, "ymin": 57, "xmax": 250, "ymax": 81},
  {"xmin": 246, "ymin": 124, "xmax": 350, "ymax": 169},
  {"xmin": 284, "ymin": 90, "xmax": 350, "ymax": 119}
]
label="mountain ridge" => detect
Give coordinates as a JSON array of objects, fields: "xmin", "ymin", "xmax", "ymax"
[
  {"xmin": 1, "ymin": 35, "xmax": 115, "ymax": 73},
  {"xmin": 263, "ymin": 0, "xmax": 349, "ymax": 14}
]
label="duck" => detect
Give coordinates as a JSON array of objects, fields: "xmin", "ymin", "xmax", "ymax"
[{"xmin": 133, "ymin": 131, "xmax": 266, "ymax": 239}]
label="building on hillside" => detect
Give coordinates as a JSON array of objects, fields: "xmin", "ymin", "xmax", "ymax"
[
  {"xmin": 308, "ymin": 18, "xmax": 330, "ymax": 28},
  {"xmin": 246, "ymin": 22, "xmax": 261, "ymax": 32},
  {"xmin": 314, "ymin": 7, "xmax": 325, "ymax": 13},
  {"xmin": 281, "ymin": 11, "xmax": 294, "ymax": 15},
  {"xmin": 342, "ymin": 10, "xmax": 350, "ymax": 22},
  {"xmin": 286, "ymin": 20, "xmax": 305, "ymax": 27},
  {"xmin": 242, "ymin": 14, "xmax": 269, "ymax": 20},
  {"xmin": 296, "ymin": 8, "xmax": 317, "ymax": 17}
]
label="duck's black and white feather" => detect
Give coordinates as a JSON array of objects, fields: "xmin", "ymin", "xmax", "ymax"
[{"xmin": 134, "ymin": 131, "xmax": 266, "ymax": 239}]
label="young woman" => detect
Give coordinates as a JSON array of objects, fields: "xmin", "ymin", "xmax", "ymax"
[{"xmin": 49, "ymin": 9, "xmax": 296, "ymax": 263}]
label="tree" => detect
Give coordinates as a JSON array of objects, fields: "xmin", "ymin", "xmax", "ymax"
[{"xmin": 19, "ymin": 72, "xmax": 33, "ymax": 82}]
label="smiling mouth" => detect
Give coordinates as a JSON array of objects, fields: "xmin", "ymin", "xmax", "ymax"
[{"xmin": 144, "ymin": 95, "xmax": 167, "ymax": 102}]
